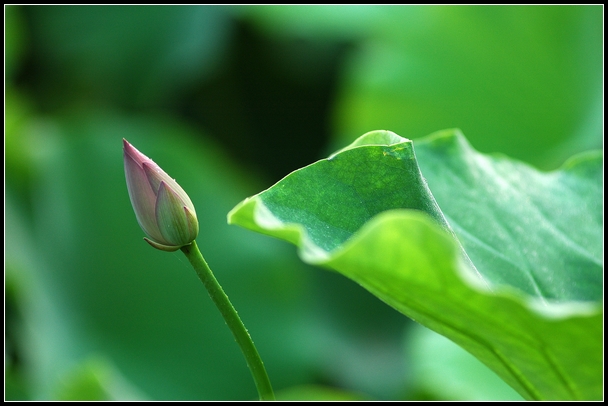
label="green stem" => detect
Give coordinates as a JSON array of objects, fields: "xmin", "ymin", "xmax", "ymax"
[{"xmin": 180, "ymin": 241, "xmax": 275, "ymax": 401}]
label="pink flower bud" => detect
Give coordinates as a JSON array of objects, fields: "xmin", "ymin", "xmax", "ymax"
[{"xmin": 123, "ymin": 139, "xmax": 199, "ymax": 251}]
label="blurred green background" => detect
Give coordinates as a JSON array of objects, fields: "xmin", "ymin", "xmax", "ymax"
[{"xmin": 5, "ymin": 5, "xmax": 602, "ymax": 400}]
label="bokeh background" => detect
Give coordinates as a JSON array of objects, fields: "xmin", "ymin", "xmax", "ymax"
[{"xmin": 5, "ymin": 5, "xmax": 602, "ymax": 400}]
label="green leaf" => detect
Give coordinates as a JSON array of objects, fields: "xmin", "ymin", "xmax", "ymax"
[
  {"xmin": 414, "ymin": 130, "xmax": 603, "ymax": 302},
  {"xmin": 228, "ymin": 129, "xmax": 602, "ymax": 400},
  {"xmin": 406, "ymin": 324, "xmax": 524, "ymax": 401}
]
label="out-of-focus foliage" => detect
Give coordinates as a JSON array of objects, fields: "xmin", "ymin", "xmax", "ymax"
[
  {"xmin": 243, "ymin": 5, "xmax": 603, "ymax": 169},
  {"xmin": 5, "ymin": 5, "xmax": 602, "ymax": 400}
]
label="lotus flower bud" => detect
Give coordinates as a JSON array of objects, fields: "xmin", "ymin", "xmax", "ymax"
[{"xmin": 123, "ymin": 139, "xmax": 199, "ymax": 251}]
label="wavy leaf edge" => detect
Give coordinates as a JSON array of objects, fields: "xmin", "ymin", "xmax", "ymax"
[{"xmin": 227, "ymin": 129, "xmax": 602, "ymax": 321}]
